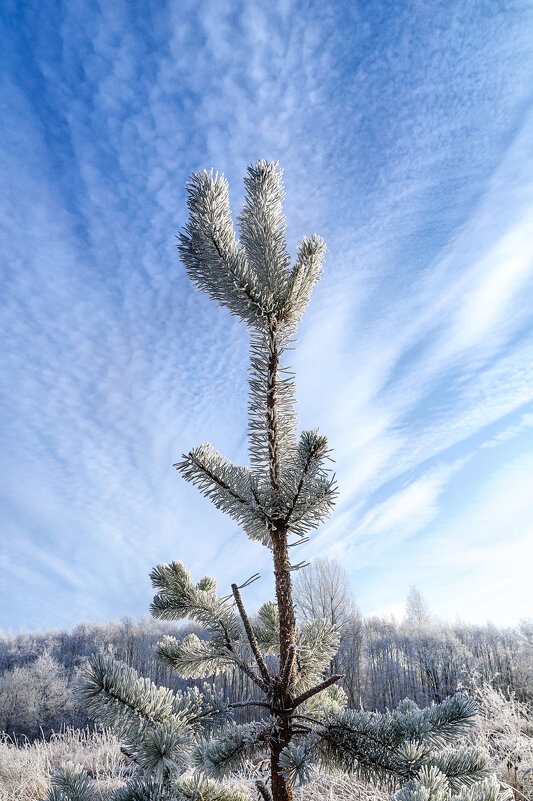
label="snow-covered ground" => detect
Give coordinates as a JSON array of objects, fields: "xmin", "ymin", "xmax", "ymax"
[{"xmin": 1, "ymin": 684, "xmax": 531, "ymax": 801}]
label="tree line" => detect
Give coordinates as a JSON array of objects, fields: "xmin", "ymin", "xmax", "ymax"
[{"xmin": 1, "ymin": 560, "xmax": 531, "ymax": 741}]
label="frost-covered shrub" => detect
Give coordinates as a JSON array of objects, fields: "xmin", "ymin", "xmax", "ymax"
[
  {"xmin": 471, "ymin": 682, "xmax": 533, "ymax": 799},
  {"xmin": 0, "ymin": 653, "xmax": 76, "ymax": 738}
]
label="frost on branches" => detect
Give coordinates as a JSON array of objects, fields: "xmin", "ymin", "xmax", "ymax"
[{"xmin": 45, "ymin": 163, "xmax": 511, "ymax": 801}]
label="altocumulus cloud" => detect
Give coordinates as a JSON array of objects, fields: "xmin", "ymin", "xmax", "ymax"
[{"xmin": 0, "ymin": 0, "xmax": 532, "ymax": 630}]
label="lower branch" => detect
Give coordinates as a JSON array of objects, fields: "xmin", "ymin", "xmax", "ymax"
[
  {"xmin": 232, "ymin": 583, "xmax": 271, "ymax": 684},
  {"xmin": 256, "ymin": 780, "xmax": 273, "ymax": 801},
  {"xmin": 230, "ymin": 699, "xmax": 271, "ymax": 710},
  {"xmin": 293, "ymin": 674, "xmax": 344, "ymax": 708},
  {"xmin": 224, "ymin": 644, "xmax": 269, "ymax": 693}
]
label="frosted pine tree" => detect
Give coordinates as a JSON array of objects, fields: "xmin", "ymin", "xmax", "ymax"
[{"xmin": 45, "ymin": 163, "xmax": 512, "ymax": 801}]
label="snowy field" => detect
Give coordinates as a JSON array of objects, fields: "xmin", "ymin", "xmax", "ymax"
[
  {"xmin": 0, "ymin": 728, "xmax": 388, "ymax": 801},
  {"xmin": 1, "ymin": 684, "xmax": 531, "ymax": 801}
]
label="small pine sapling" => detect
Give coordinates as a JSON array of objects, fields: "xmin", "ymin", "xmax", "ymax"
[
  {"xmin": 145, "ymin": 162, "xmax": 509, "ymax": 801},
  {"xmin": 42, "ymin": 655, "xmax": 249, "ymax": 800},
  {"xmin": 48, "ymin": 163, "xmax": 511, "ymax": 801}
]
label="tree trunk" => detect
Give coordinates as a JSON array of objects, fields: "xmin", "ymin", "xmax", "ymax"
[
  {"xmin": 271, "ymin": 528, "xmax": 296, "ymax": 801},
  {"xmin": 270, "ymin": 712, "xmax": 294, "ymax": 801},
  {"xmin": 267, "ymin": 322, "xmax": 296, "ymax": 801},
  {"xmin": 273, "ymin": 527, "xmax": 296, "ymax": 687}
]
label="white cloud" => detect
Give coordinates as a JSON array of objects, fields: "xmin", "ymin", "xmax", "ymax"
[
  {"xmin": 411, "ymin": 452, "xmax": 533, "ymax": 624},
  {"xmin": 482, "ymin": 411, "xmax": 533, "ymax": 448},
  {"xmin": 367, "ymin": 603, "xmax": 406, "ymax": 621},
  {"xmin": 444, "ymin": 220, "xmax": 533, "ymax": 354},
  {"xmin": 294, "ymin": 102, "xmax": 533, "ymax": 517},
  {"xmin": 312, "ymin": 458, "xmax": 469, "ymax": 568},
  {"xmin": 2, "ymin": 0, "xmax": 533, "ymax": 630}
]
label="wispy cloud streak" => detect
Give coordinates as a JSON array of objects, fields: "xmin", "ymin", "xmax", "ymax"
[{"xmin": 1, "ymin": 0, "xmax": 532, "ymax": 630}]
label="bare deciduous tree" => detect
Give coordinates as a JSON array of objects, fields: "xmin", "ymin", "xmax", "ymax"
[
  {"xmin": 405, "ymin": 586, "xmax": 432, "ymax": 628},
  {"xmin": 293, "ymin": 557, "xmax": 357, "ymax": 636}
]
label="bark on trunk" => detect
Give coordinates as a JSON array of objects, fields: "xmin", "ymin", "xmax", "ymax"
[
  {"xmin": 267, "ymin": 321, "xmax": 281, "ymax": 491},
  {"xmin": 270, "ymin": 712, "xmax": 294, "ymax": 801},
  {"xmin": 273, "ymin": 527, "xmax": 296, "ymax": 689},
  {"xmin": 267, "ymin": 321, "xmax": 296, "ymax": 801}
]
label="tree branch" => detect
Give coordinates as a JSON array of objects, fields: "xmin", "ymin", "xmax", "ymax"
[
  {"xmin": 232, "ymin": 583, "xmax": 271, "ymax": 685},
  {"xmin": 230, "ymin": 699, "xmax": 271, "ymax": 710},
  {"xmin": 210, "ymin": 225, "xmax": 266, "ymax": 314},
  {"xmin": 256, "ymin": 780, "xmax": 273, "ymax": 801},
  {"xmin": 221, "ymin": 624, "xmax": 269, "ymax": 694},
  {"xmin": 310, "ymin": 715, "xmax": 408, "ymax": 754},
  {"xmin": 186, "ymin": 706, "xmax": 228, "ymax": 725},
  {"xmin": 251, "ymin": 483, "xmax": 275, "ymax": 524},
  {"xmin": 228, "ymin": 651, "xmax": 269, "ymax": 693},
  {"xmin": 120, "ymin": 746, "xmax": 141, "ymax": 766},
  {"xmin": 186, "ymin": 453, "xmax": 249, "ymax": 505},
  {"xmin": 279, "ymin": 643, "xmax": 296, "ymax": 693},
  {"xmin": 103, "ymin": 686, "xmax": 156, "ymax": 724},
  {"xmin": 292, "ymin": 674, "xmax": 344, "ymax": 709},
  {"xmin": 283, "ymin": 451, "xmax": 313, "ymax": 529},
  {"xmin": 267, "ymin": 321, "xmax": 281, "ymax": 491}
]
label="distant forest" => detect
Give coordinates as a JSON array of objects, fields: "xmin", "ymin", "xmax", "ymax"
[{"xmin": 2, "ymin": 589, "xmax": 531, "ymax": 741}]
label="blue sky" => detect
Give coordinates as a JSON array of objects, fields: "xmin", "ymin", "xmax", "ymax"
[{"xmin": 1, "ymin": 0, "xmax": 532, "ymax": 633}]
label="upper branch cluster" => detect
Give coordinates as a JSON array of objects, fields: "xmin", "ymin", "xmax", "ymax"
[
  {"xmin": 175, "ymin": 428, "xmax": 337, "ymax": 547},
  {"xmin": 177, "ymin": 161, "xmax": 326, "ymax": 331},
  {"xmin": 176, "ymin": 161, "xmax": 335, "ymax": 545}
]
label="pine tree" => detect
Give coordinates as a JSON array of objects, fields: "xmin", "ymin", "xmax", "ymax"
[{"xmin": 46, "ymin": 162, "xmax": 512, "ymax": 801}]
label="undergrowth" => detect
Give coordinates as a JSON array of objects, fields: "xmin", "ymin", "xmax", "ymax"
[{"xmin": 0, "ymin": 682, "xmax": 531, "ymax": 801}]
